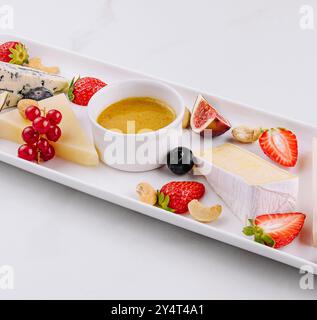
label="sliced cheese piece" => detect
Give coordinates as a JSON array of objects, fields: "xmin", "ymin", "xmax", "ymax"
[
  {"xmin": 0, "ymin": 62, "xmax": 69, "ymax": 109},
  {"xmin": 0, "ymin": 94, "xmax": 99, "ymax": 166},
  {"xmin": 0, "ymin": 91, "xmax": 8, "ymax": 111},
  {"xmin": 197, "ymin": 143, "xmax": 298, "ymax": 222}
]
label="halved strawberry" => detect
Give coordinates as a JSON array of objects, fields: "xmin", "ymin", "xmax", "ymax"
[
  {"xmin": 158, "ymin": 181, "xmax": 205, "ymax": 214},
  {"xmin": 243, "ymin": 213, "xmax": 306, "ymax": 249},
  {"xmin": 259, "ymin": 128, "xmax": 298, "ymax": 167}
]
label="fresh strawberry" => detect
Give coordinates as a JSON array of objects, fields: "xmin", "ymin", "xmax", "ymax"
[
  {"xmin": 68, "ymin": 76, "xmax": 107, "ymax": 106},
  {"xmin": 259, "ymin": 128, "xmax": 298, "ymax": 167},
  {"xmin": 0, "ymin": 41, "xmax": 29, "ymax": 65},
  {"xmin": 243, "ymin": 213, "xmax": 306, "ymax": 249},
  {"xmin": 158, "ymin": 181, "xmax": 205, "ymax": 214}
]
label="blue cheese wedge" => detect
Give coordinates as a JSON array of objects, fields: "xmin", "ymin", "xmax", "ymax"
[
  {"xmin": 196, "ymin": 143, "xmax": 299, "ymax": 222},
  {"xmin": 0, "ymin": 62, "xmax": 69, "ymax": 110}
]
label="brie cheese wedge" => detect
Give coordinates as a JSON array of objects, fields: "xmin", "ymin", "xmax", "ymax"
[{"xmin": 196, "ymin": 143, "xmax": 298, "ymax": 222}]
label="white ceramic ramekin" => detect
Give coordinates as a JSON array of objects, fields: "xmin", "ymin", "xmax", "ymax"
[{"xmin": 88, "ymin": 79, "xmax": 185, "ymax": 172}]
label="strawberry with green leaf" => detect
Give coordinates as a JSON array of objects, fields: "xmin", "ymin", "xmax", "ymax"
[
  {"xmin": 243, "ymin": 212, "xmax": 306, "ymax": 248},
  {"xmin": 0, "ymin": 41, "xmax": 29, "ymax": 65},
  {"xmin": 68, "ymin": 76, "xmax": 107, "ymax": 106},
  {"xmin": 158, "ymin": 181, "xmax": 205, "ymax": 214}
]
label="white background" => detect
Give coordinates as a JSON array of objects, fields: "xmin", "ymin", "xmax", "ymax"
[{"xmin": 0, "ymin": 0, "xmax": 317, "ymax": 299}]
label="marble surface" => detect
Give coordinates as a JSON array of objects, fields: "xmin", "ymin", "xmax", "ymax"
[{"xmin": 0, "ymin": 0, "xmax": 317, "ymax": 299}]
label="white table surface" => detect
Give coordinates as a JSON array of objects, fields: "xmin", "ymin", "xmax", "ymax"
[{"xmin": 1, "ymin": 0, "xmax": 317, "ymax": 299}]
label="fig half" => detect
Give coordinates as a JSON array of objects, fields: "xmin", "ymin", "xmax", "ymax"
[{"xmin": 190, "ymin": 95, "xmax": 231, "ymax": 137}]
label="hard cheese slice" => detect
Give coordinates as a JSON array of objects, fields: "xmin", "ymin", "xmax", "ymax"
[
  {"xmin": 197, "ymin": 143, "xmax": 298, "ymax": 222},
  {"xmin": 0, "ymin": 94, "xmax": 99, "ymax": 166},
  {"xmin": 0, "ymin": 62, "xmax": 69, "ymax": 109}
]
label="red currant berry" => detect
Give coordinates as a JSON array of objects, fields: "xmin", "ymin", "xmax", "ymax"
[
  {"xmin": 37, "ymin": 137, "xmax": 50, "ymax": 153},
  {"xmin": 46, "ymin": 125, "xmax": 62, "ymax": 142},
  {"xmin": 41, "ymin": 144, "xmax": 55, "ymax": 161},
  {"xmin": 32, "ymin": 116, "xmax": 50, "ymax": 134},
  {"xmin": 22, "ymin": 126, "xmax": 39, "ymax": 144},
  {"xmin": 46, "ymin": 109, "xmax": 62, "ymax": 125},
  {"xmin": 18, "ymin": 144, "xmax": 37, "ymax": 161},
  {"xmin": 25, "ymin": 105, "xmax": 41, "ymax": 121}
]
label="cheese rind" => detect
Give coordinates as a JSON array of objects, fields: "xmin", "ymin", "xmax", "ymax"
[
  {"xmin": 0, "ymin": 62, "xmax": 69, "ymax": 109},
  {"xmin": 197, "ymin": 143, "xmax": 298, "ymax": 222},
  {"xmin": 0, "ymin": 94, "xmax": 99, "ymax": 166}
]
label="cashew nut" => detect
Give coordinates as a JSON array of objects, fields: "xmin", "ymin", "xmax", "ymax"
[
  {"xmin": 182, "ymin": 107, "xmax": 191, "ymax": 129},
  {"xmin": 17, "ymin": 99, "xmax": 40, "ymax": 119},
  {"xmin": 136, "ymin": 183, "xmax": 157, "ymax": 206},
  {"xmin": 232, "ymin": 126, "xmax": 263, "ymax": 143},
  {"xmin": 188, "ymin": 200, "xmax": 222, "ymax": 223},
  {"xmin": 26, "ymin": 57, "xmax": 60, "ymax": 75}
]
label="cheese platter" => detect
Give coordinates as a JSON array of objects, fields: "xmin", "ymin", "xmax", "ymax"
[{"xmin": 0, "ymin": 34, "xmax": 316, "ymax": 273}]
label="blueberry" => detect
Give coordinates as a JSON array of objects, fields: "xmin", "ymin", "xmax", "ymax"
[
  {"xmin": 167, "ymin": 147, "xmax": 194, "ymax": 176},
  {"xmin": 22, "ymin": 87, "xmax": 53, "ymax": 101}
]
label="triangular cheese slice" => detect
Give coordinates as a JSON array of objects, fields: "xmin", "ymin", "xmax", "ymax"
[{"xmin": 0, "ymin": 94, "xmax": 99, "ymax": 166}]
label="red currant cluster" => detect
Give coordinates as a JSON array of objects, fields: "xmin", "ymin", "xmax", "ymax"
[{"xmin": 18, "ymin": 105, "xmax": 62, "ymax": 162}]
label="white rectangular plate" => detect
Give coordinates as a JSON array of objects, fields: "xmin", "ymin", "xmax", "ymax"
[{"xmin": 1, "ymin": 35, "xmax": 316, "ymax": 273}]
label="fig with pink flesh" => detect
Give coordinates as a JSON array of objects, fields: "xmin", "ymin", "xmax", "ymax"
[{"xmin": 190, "ymin": 95, "xmax": 231, "ymax": 137}]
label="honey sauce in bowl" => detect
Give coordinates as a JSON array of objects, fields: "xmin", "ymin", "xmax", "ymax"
[{"xmin": 97, "ymin": 97, "xmax": 176, "ymax": 134}]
